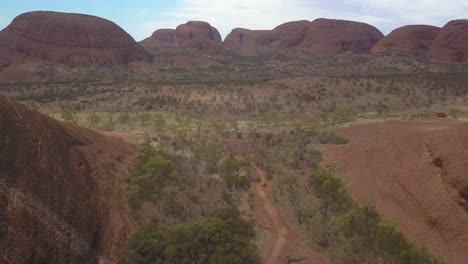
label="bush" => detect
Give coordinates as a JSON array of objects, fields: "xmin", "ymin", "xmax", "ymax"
[
  {"xmin": 60, "ymin": 109, "xmax": 78, "ymax": 124},
  {"xmin": 219, "ymin": 157, "xmax": 250, "ymax": 190},
  {"xmin": 86, "ymin": 112, "xmax": 101, "ymax": 127},
  {"xmin": 120, "ymin": 207, "xmax": 260, "ymax": 264},
  {"xmin": 318, "ymin": 131, "xmax": 349, "ymax": 145},
  {"xmin": 128, "ymin": 142, "xmax": 177, "ymax": 209}
]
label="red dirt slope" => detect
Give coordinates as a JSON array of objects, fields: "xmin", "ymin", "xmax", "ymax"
[
  {"xmin": 0, "ymin": 96, "xmax": 137, "ymax": 263},
  {"xmin": 323, "ymin": 120, "xmax": 468, "ymax": 264}
]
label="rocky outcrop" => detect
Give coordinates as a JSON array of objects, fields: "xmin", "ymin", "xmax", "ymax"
[
  {"xmin": 142, "ymin": 21, "xmax": 223, "ymax": 54},
  {"xmin": 0, "ymin": 11, "xmax": 152, "ymax": 65},
  {"xmin": 224, "ymin": 19, "xmax": 383, "ymax": 57},
  {"xmin": 175, "ymin": 21, "xmax": 223, "ymax": 54},
  {"xmin": 293, "ymin": 18, "xmax": 384, "ymax": 56},
  {"xmin": 429, "ymin": 20, "xmax": 468, "ymax": 63},
  {"xmin": 372, "ymin": 25, "xmax": 440, "ymax": 57},
  {"xmin": 223, "ymin": 28, "xmax": 273, "ymax": 55},
  {"xmin": 141, "ymin": 29, "xmax": 177, "ymax": 48},
  {"xmin": 0, "ymin": 96, "xmax": 137, "ymax": 263}
]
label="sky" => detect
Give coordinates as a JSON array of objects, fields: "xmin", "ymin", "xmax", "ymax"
[{"xmin": 1, "ymin": 0, "xmax": 468, "ymax": 41}]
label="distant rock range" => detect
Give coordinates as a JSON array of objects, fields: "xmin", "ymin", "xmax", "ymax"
[{"xmin": 1, "ymin": 10, "xmax": 468, "ymax": 66}]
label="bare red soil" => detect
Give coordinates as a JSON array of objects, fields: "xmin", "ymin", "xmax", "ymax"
[
  {"xmin": 0, "ymin": 97, "xmax": 137, "ymax": 263},
  {"xmin": 323, "ymin": 120, "xmax": 468, "ymax": 264}
]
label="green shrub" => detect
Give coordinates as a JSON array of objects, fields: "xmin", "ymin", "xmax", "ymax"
[
  {"xmin": 318, "ymin": 131, "xmax": 349, "ymax": 145},
  {"xmin": 120, "ymin": 207, "xmax": 260, "ymax": 264},
  {"xmin": 86, "ymin": 112, "xmax": 101, "ymax": 127},
  {"xmin": 128, "ymin": 142, "xmax": 177, "ymax": 209},
  {"xmin": 219, "ymin": 157, "xmax": 250, "ymax": 190},
  {"xmin": 118, "ymin": 112, "xmax": 130, "ymax": 124},
  {"xmin": 60, "ymin": 109, "xmax": 78, "ymax": 124}
]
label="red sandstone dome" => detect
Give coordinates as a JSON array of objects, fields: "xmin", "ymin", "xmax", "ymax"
[
  {"xmin": 271, "ymin": 20, "xmax": 310, "ymax": 42},
  {"xmin": 429, "ymin": 20, "xmax": 468, "ymax": 64},
  {"xmin": 141, "ymin": 21, "xmax": 223, "ymax": 54},
  {"xmin": 141, "ymin": 29, "xmax": 177, "ymax": 48},
  {"xmin": 223, "ymin": 28, "xmax": 273, "ymax": 55},
  {"xmin": 0, "ymin": 11, "xmax": 152, "ymax": 65},
  {"xmin": 175, "ymin": 21, "xmax": 223, "ymax": 54},
  {"xmin": 372, "ymin": 25, "xmax": 440, "ymax": 57},
  {"xmin": 294, "ymin": 18, "xmax": 384, "ymax": 56}
]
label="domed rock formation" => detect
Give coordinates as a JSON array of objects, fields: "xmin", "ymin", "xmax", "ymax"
[
  {"xmin": 224, "ymin": 21, "xmax": 309, "ymax": 55},
  {"xmin": 0, "ymin": 96, "xmax": 137, "ymax": 263},
  {"xmin": 0, "ymin": 11, "xmax": 152, "ymax": 65},
  {"xmin": 175, "ymin": 21, "xmax": 223, "ymax": 54},
  {"xmin": 294, "ymin": 18, "xmax": 384, "ymax": 56},
  {"xmin": 223, "ymin": 28, "xmax": 273, "ymax": 55},
  {"xmin": 140, "ymin": 29, "xmax": 177, "ymax": 49},
  {"xmin": 372, "ymin": 25, "xmax": 440, "ymax": 57},
  {"xmin": 271, "ymin": 20, "xmax": 310, "ymax": 43},
  {"xmin": 429, "ymin": 20, "xmax": 468, "ymax": 63},
  {"xmin": 141, "ymin": 21, "xmax": 223, "ymax": 54}
]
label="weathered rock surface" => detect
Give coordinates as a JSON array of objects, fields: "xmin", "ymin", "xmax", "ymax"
[
  {"xmin": 0, "ymin": 11, "xmax": 152, "ymax": 65},
  {"xmin": 372, "ymin": 25, "xmax": 440, "ymax": 57},
  {"xmin": 0, "ymin": 96, "xmax": 137, "ymax": 263},
  {"xmin": 141, "ymin": 29, "xmax": 177, "ymax": 48},
  {"xmin": 294, "ymin": 18, "xmax": 384, "ymax": 56},
  {"xmin": 429, "ymin": 20, "xmax": 468, "ymax": 63}
]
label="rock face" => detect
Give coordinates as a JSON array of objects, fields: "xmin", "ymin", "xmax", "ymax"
[
  {"xmin": 429, "ymin": 20, "xmax": 468, "ymax": 63},
  {"xmin": 223, "ymin": 20, "xmax": 310, "ymax": 55},
  {"xmin": 0, "ymin": 96, "xmax": 137, "ymax": 263},
  {"xmin": 271, "ymin": 20, "xmax": 310, "ymax": 41},
  {"xmin": 224, "ymin": 19, "xmax": 383, "ymax": 56},
  {"xmin": 372, "ymin": 25, "xmax": 440, "ymax": 57},
  {"xmin": 0, "ymin": 11, "xmax": 152, "ymax": 65},
  {"xmin": 223, "ymin": 28, "xmax": 273, "ymax": 55},
  {"xmin": 295, "ymin": 18, "xmax": 384, "ymax": 56},
  {"xmin": 142, "ymin": 21, "xmax": 223, "ymax": 54},
  {"xmin": 141, "ymin": 29, "xmax": 177, "ymax": 48}
]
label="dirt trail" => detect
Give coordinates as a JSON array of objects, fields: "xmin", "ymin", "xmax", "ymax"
[{"xmin": 250, "ymin": 164, "xmax": 327, "ymax": 264}]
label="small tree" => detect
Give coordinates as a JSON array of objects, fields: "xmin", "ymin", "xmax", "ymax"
[
  {"xmin": 61, "ymin": 109, "xmax": 78, "ymax": 125},
  {"xmin": 153, "ymin": 113, "xmax": 166, "ymax": 131},
  {"xmin": 86, "ymin": 113, "xmax": 101, "ymax": 128},
  {"xmin": 118, "ymin": 112, "xmax": 130, "ymax": 124}
]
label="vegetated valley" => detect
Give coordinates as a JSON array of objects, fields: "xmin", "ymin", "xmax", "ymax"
[{"xmin": 1, "ymin": 10, "xmax": 468, "ymax": 264}]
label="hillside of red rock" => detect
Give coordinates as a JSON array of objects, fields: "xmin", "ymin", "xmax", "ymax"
[
  {"xmin": 0, "ymin": 11, "xmax": 152, "ymax": 65},
  {"xmin": 0, "ymin": 96, "xmax": 137, "ymax": 263},
  {"xmin": 140, "ymin": 29, "xmax": 177, "ymax": 49},
  {"xmin": 372, "ymin": 25, "xmax": 440, "ymax": 57},
  {"xmin": 223, "ymin": 28, "xmax": 273, "ymax": 55},
  {"xmin": 292, "ymin": 18, "xmax": 383, "ymax": 56},
  {"xmin": 429, "ymin": 20, "xmax": 468, "ymax": 64},
  {"xmin": 323, "ymin": 120, "xmax": 468, "ymax": 264},
  {"xmin": 223, "ymin": 19, "xmax": 383, "ymax": 57},
  {"xmin": 142, "ymin": 21, "xmax": 223, "ymax": 54}
]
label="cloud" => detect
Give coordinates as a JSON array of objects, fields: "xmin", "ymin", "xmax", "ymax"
[{"xmin": 141, "ymin": 0, "xmax": 468, "ymax": 39}]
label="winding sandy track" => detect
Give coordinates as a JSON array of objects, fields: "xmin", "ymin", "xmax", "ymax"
[{"xmin": 250, "ymin": 164, "xmax": 327, "ymax": 264}]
